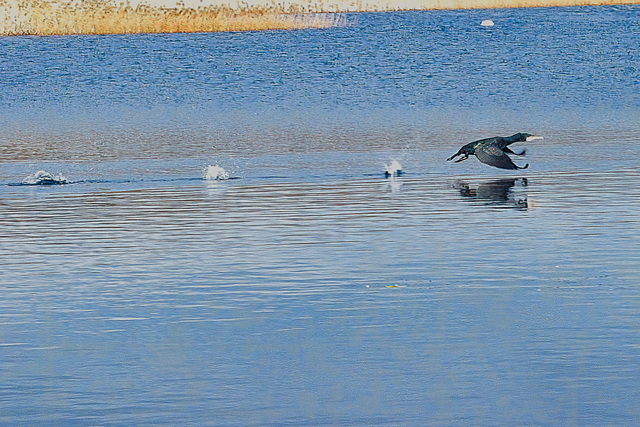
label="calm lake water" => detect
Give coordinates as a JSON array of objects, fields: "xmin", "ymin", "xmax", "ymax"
[{"xmin": 2, "ymin": 6, "xmax": 640, "ymax": 425}]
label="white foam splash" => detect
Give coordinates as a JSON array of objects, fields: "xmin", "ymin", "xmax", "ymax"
[
  {"xmin": 384, "ymin": 160, "xmax": 403, "ymax": 178},
  {"xmin": 22, "ymin": 170, "xmax": 69, "ymax": 185},
  {"xmin": 204, "ymin": 165, "xmax": 230, "ymax": 181},
  {"xmin": 481, "ymin": 20, "xmax": 494, "ymax": 27}
]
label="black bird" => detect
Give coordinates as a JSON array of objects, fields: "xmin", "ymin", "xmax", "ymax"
[{"xmin": 447, "ymin": 133, "xmax": 542, "ymax": 170}]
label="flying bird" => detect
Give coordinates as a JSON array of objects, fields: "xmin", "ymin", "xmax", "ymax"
[{"xmin": 447, "ymin": 133, "xmax": 543, "ymax": 170}]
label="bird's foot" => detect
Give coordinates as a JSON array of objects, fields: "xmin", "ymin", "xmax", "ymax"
[{"xmin": 453, "ymin": 155, "xmax": 468, "ymax": 163}]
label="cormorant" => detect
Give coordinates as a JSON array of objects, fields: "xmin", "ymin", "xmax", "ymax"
[{"xmin": 447, "ymin": 133, "xmax": 542, "ymax": 170}]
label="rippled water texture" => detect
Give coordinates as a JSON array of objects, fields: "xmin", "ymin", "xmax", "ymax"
[{"xmin": 1, "ymin": 6, "xmax": 640, "ymax": 425}]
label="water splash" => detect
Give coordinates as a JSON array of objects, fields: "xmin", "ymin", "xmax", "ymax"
[
  {"xmin": 384, "ymin": 160, "xmax": 403, "ymax": 178},
  {"xmin": 204, "ymin": 165, "xmax": 230, "ymax": 181},
  {"xmin": 383, "ymin": 160, "xmax": 403, "ymax": 193},
  {"xmin": 22, "ymin": 170, "xmax": 69, "ymax": 185}
]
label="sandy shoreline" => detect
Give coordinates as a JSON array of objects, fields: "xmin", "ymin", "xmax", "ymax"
[
  {"xmin": 1, "ymin": 0, "xmax": 638, "ymax": 35},
  {"xmin": 157, "ymin": 0, "xmax": 637, "ymax": 11},
  {"xmin": 4, "ymin": 0, "xmax": 639, "ymax": 12}
]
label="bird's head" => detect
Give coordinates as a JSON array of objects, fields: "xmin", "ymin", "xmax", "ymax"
[{"xmin": 511, "ymin": 133, "xmax": 544, "ymax": 142}]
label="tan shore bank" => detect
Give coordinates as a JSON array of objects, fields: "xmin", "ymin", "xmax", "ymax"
[{"xmin": 1, "ymin": 0, "xmax": 638, "ymax": 35}]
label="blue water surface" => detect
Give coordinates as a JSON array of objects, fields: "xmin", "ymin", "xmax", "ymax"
[{"xmin": 1, "ymin": 6, "xmax": 640, "ymax": 425}]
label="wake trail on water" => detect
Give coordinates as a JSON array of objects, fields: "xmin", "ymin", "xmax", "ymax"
[
  {"xmin": 6, "ymin": 165, "xmax": 237, "ymax": 187},
  {"xmin": 7, "ymin": 161, "xmax": 413, "ymax": 187}
]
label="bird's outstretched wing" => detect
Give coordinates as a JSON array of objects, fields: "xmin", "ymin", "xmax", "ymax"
[{"xmin": 475, "ymin": 143, "xmax": 528, "ymax": 170}]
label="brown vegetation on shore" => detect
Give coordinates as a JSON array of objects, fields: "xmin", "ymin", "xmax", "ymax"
[
  {"xmin": 1, "ymin": 0, "xmax": 637, "ymax": 36},
  {"xmin": 0, "ymin": 0, "xmax": 343, "ymax": 36}
]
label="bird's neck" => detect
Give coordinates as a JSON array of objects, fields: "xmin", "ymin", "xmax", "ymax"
[{"xmin": 504, "ymin": 134, "xmax": 522, "ymax": 143}]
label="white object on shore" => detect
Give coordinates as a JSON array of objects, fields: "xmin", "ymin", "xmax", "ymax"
[{"xmin": 481, "ymin": 20, "xmax": 495, "ymax": 27}]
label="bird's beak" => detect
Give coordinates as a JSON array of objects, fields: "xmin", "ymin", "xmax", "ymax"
[{"xmin": 526, "ymin": 135, "xmax": 544, "ymax": 142}]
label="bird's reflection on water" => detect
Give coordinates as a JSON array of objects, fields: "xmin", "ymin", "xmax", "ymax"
[{"xmin": 453, "ymin": 178, "xmax": 528, "ymax": 209}]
